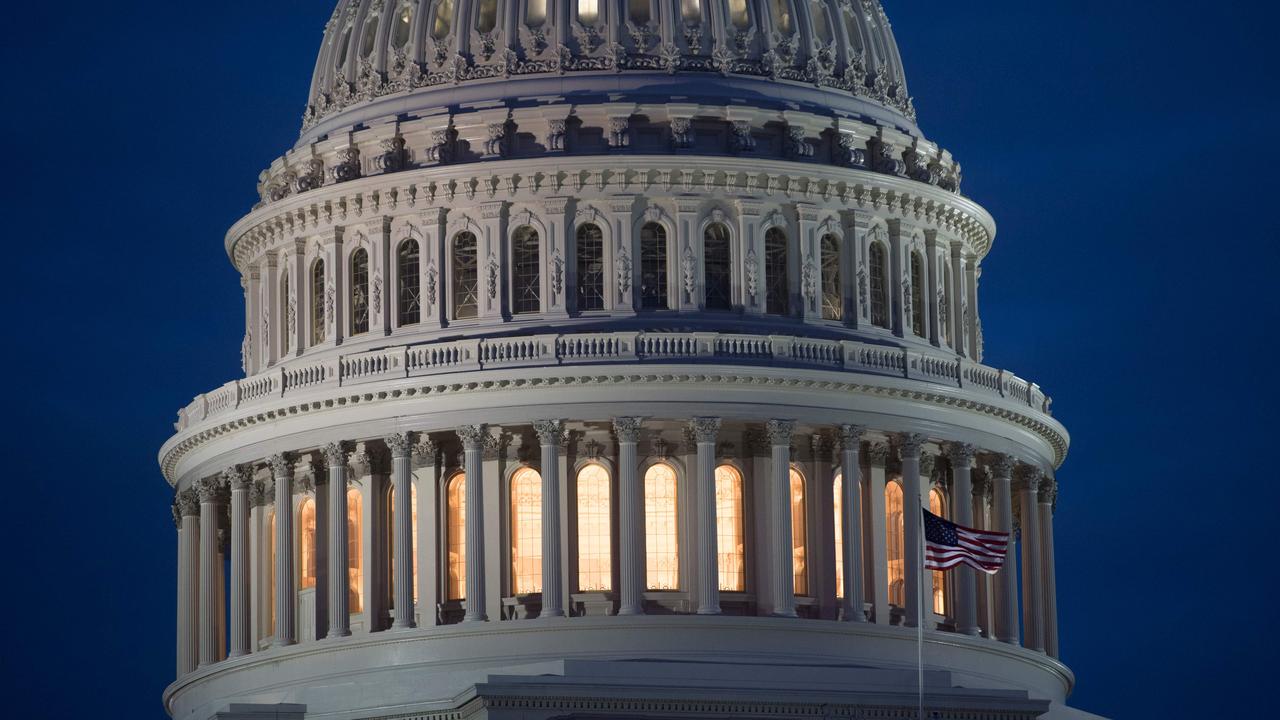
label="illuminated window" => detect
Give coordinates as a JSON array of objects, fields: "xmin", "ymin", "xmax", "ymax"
[
  {"xmin": 703, "ymin": 223, "xmax": 732, "ymax": 311},
  {"xmin": 833, "ymin": 472, "xmax": 843, "ymax": 599},
  {"xmin": 769, "ymin": 0, "xmax": 792, "ymax": 34},
  {"xmin": 280, "ymin": 271, "xmax": 291, "ymax": 354},
  {"xmin": 681, "ymin": 0, "xmax": 701, "ymax": 22},
  {"xmin": 347, "ymin": 488, "xmax": 363, "ymax": 613},
  {"xmin": 577, "ymin": 0, "xmax": 599, "ymax": 24},
  {"xmin": 391, "ymin": 2, "xmax": 413, "ymax": 49},
  {"xmin": 432, "ymin": 0, "xmax": 454, "ymax": 39},
  {"xmin": 299, "ymin": 497, "xmax": 317, "ymax": 590},
  {"xmin": 476, "ymin": 0, "xmax": 497, "ymax": 32},
  {"xmin": 790, "ymin": 467, "xmax": 808, "ymax": 595},
  {"xmin": 765, "ymin": 227, "xmax": 789, "ymax": 316},
  {"xmin": 576, "ymin": 463, "xmax": 612, "ymax": 591},
  {"xmin": 387, "ymin": 484, "xmax": 419, "ymax": 603},
  {"xmin": 526, "ymin": 0, "xmax": 547, "ymax": 26},
  {"xmin": 886, "ymin": 481, "xmax": 904, "ymax": 606},
  {"xmin": 910, "ymin": 252, "xmax": 925, "ymax": 336},
  {"xmin": 310, "ymin": 259, "xmax": 326, "ymax": 346},
  {"xmin": 820, "ymin": 233, "xmax": 842, "ymax": 320},
  {"xmin": 446, "ymin": 472, "xmax": 466, "ymax": 600},
  {"xmin": 510, "ymin": 467, "xmax": 543, "ymax": 595},
  {"xmin": 715, "ymin": 465, "xmax": 745, "ymax": 592},
  {"xmin": 398, "ymin": 239, "xmax": 421, "ymax": 327},
  {"xmin": 930, "ymin": 488, "xmax": 947, "ymax": 616},
  {"xmin": 869, "ymin": 242, "xmax": 889, "ymax": 329},
  {"xmin": 451, "ymin": 232, "xmax": 479, "ymax": 320},
  {"xmin": 576, "ymin": 224, "xmax": 605, "ymax": 311},
  {"xmin": 644, "ymin": 463, "xmax": 679, "ymax": 590},
  {"xmin": 639, "ymin": 222, "xmax": 669, "ymax": 310},
  {"xmin": 729, "ymin": 0, "xmax": 750, "ymax": 28},
  {"xmin": 349, "ymin": 248, "xmax": 370, "ymax": 336},
  {"xmin": 511, "ymin": 226, "xmax": 541, "ymax": 315}
]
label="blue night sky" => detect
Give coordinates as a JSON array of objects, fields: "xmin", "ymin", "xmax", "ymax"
[{"xmin": 4, "ymin": 2, "xmax": 1276, "ymax": 718}]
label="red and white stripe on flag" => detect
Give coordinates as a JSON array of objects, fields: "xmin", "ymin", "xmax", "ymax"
[{"xmin": 922, "ymin": 509, "xmax": 1010, "ymax": 575}]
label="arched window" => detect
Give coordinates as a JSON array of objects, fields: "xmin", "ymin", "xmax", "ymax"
[
  {"xmin": 360, "ymin": 10, "xmax": 380, "ymax": 57},
  {"xmin": 576, "ymin": 463, "xmax": 612, "ymax": 591},
  {"xmin": 576, "ymin": 224, "xmax": 605, "ymax": 311},
  {"xmin": 703, "ymin": 223, "xmax": 732, "ymax": 311},
  {"xmin": 577, "ymin": 0, "xmax": 599, "ymax": 24},
  {"xmin": 790, "ymin": 467, "xmax": 808, "ymax": 595},
  {"xmin": 476, "ymin": 0, "xmax": 498, "ymax": 32},
  {"xmin": 310, "ymin": 259, "xmax": 326, "ymax": 346},
  {"xmin": 432, "ymin": 0, "xmax": 454, "ymax": 39},
  {"xmin": 280, "ymin": 271, "xmax": 291, "ymax": 354},
  {"xmin": 833, "ymin": 471, "xmax": 843, "ymax": 599},
  {"xmin": 511, "ymin": 226, "xmax": 541, "ymax": 315},
  {"xmin": 391, "ymin": 1, "xmax": 413, "ymax": 49},
  {"xmin": 942, "ymin": 264, "xmax": 954, "ymax": 348},
  {"xmin": 869, "ymin": 242, "xmax": 889, "ymax": 329},
  {"xmin": 765, "ymin": 227, "xmax": 789, "ymax": 316},
  {"xmin": 398, "ymin": 239, "xmax": 421, "ymax": 327},
  {"xmin": 715, "ymin": 465, "xmax": 745, "ymax": 592},
  {"xmin": 510, "ymin": 467, "xmax": 543, "ymax": 595},
  {"xmin": 347, "ymin": 488, "xmax": 364, "ymax": 613},
  {"xmin": 350, "ymin": 248, "xmax": 370, "ymax": 336},
  {"xmin": 681, "ymin": 0, "xmax": 701, "ymax": 22},
  {"xmin": 820, "ymin": 233, "xmax": 842, "ymax": 320},
  {"xmin": 387, "ymin": 484, "xmax": 418, "ymax": 604},
  {"xmin": 644, "ymin": 463, "xmax": 679, "ymax": 590},
  {"xmin": 929, "ymin": 488, "xmax": 947, "ymax": 616},
  {"xmin": 809, "ymin": 0, "xmax": 833, "ymax": 43},
  {"xmin": 910, "ymin": 251, "xmax": 925, "ymax": 337},
  {"xmin": 769, "ymin": 0, "xmax": 793, "ymax": 34},
  {"xmin": 886, "ymin": 481, "xmax": 904, "ymax": 606},
  {"xmin": 628, "ymin": 0, "xmax": 651, "ymax": 24},
  {"xmin": 299, "ymin": 497, "xmax": 317, "ymax": 590},
  {"xmin": 639, "ymin": 222, "xmax": 669, "ymax": 310},
  {"xmin": 445, "ymin": 472, "xmax": 466, "ymax": 600},
  {"xmin": 525, "ymin": 0, "xmax": 547, "ymax": 25},
  {"xmin": 451, "ymin": 232, "xmax": 479, "ymax": 320},
  {"xmin": 729, "ymin": 0, "xmax": 751, "ymax": 28},
  {"xmin": 335, "ymin": 24, "xmax": 354, "ymax": 72}
]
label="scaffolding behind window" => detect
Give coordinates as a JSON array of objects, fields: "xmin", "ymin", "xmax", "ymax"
[
  {"xmin": 703, "ymin": 223, "xmax": 732, "ymax": 311},
  {"xmin": 576, "ymin": 224, "xmax": 605, "ymax": 311},
  {"xmin": 310, "ymin": 259, "xmax": 326, "ymax": 346},
  {"xmin": 910, "ymin": 252, "xmax": 925, "ymax": 336},
  {"xmin": 820, "ymin": 233, "xmax": 842, "ymax": 320},
  {"xmin": 639, "ymin": 222, "xmax": 669, "ymax": 310},
  {"xmin": 869, "ymin": 242, "xmax": 888, "ymax": 329},
  {"xmin": 349, "ymin": 248, "xmax": 370, "ymax": 336},
  {"xmin": 511, "ymin": 226, "xmax": 541, "ymax": 314},
  {"xmin": 452, "ymin": 232, "xmax": 479, "ymax": 320},
  {"xmin": 398, "ymin": 239, "xmax": 421, "ymax": 326},
  {"xmin": 764, "ymin": 227, "xmax": 789, "ymax": 315}
]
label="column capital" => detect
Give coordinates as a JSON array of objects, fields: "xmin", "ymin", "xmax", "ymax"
[
  {"xmin": 176, "ymin": 488, "xmax": 201, "ymax": 518},
  {"xmin": 412, "ymin": 436, "xmax": 438, "ymax": 467},
  {"xmin": 268, "ymin": 453, "xmax": 293, "ymax": 479},
  {"xmin": 457, "ymin": 424, "xmax": 489, "ymax": 450},
  {"xmin": 322, "ymin": 442, "xmax": 349, "ymax": 468},
  {"xmin": 612, "ymin": 417, "xmax": 644, "ymax": 443},
  {"xmin": 1014, "ymin": 464, "xmax": 1045, "ymax": 491},
  {"xmin": 349, "ymin": 444, "xmax": 387, "ymax": 475},
  {"xmin": 867, "ymin": 442, "xmax": 890, "ymax": 467},
  {"xmin": 385, "ymin": 432, "xmax": 413, "ymax": 459},
  {"xmin": 1038, "ymin": 475, "xmax": 1058, "ymax": 506},
  {"xmin": 533, "ymin": 419, "xmax": 565, "ymax": 446},
  {"xmin": 196, "ymin": 476, "xmax": 229, "ymax": 504},
  {"xmin": 946, "ymin": 442, "xmax": 977, "ymax": 466},
  {"xmin": 919, "ymin": 453, "xmax": 937, "ymax": 477},
  {"xmin": 765, "ymin": 419, "xmax": 795, "ymax": 446},
  {"xmin": 896, "ymin": 433, "xmax": 926, "ymax": 460},
  {"xmin": 838, "ymin": 424, "xmax": 866, "ymax": 450},
  {"xmin": 987, "ymin": 453, "xmax": 1016, "ymax": 479},
  {"xmin": 689, "ymin": 417, "xmax": 722, "ymax": 443},
  {"xmin": 221, "ymin": 465, "xmax": 252, "ymax": 491}
]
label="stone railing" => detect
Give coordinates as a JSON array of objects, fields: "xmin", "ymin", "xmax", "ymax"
[{"xmin": 175, "ymin": 331, "xmax": 1051, "ymax": 432}]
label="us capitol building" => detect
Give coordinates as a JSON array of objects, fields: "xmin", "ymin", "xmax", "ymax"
[{"xmin": 160, "ymin": 1, "xmax": 1099, "ymax": 718}]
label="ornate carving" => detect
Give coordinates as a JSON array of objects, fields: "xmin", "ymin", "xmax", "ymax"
[
  {"xmin": 801, "ymin": 252, "xmax": 817, "ymax": 304},
  {"xmin": 250, "ymin": 480, "xmax": 270, "ymax": 508},
  {"xmin": 837, "ymin": 133, "xmax": 867, "ymax": 168},
  {"xmin": 322, "ymin": 442, "xmax": 347, "ymax": 468},
  {"xmin": 838, "ymin": 424, "xmax": 866, "ymax": 452},
  {"xmin": 221, "ymin": 465, "xmax": 251, "ymax": 491},
  {"xmin": 896, "ymin": 433, "xmax": 925, "ymax": 459},
  {"xmin": 683, "ymin": 23, "xmax": 704, "ymax": 55},
  {"xmin": 582, "ymin": 438, "xmax": 604, "ymax": 458},
  {"xmin": 546, "ymin": 119, "xmax": 567, "ymax": 151},
  {"xmin": 268, "ymin": 453, "xmax": 292, "ymax": 478},
  {"xmin": 612, "ymin": 417, "xmax": 643, "ymax": 443},
  {"xmin": 689, "ymin": 417, "xmax": 722, "ymax": 443},
  {"xmin": 374, "ymin": 136, "xmax": 406, "ymax": 173},
  {"xmin": 681, "ymin": 244, "xmax": 697, "ymax": 300},
  {"xmin": 946, "ymin": 442, "xmax": 976, "ymax": 466},
  {"xmin": 457, "ymin": 424, "xmax": 488, "ymax": 450},
  {"xmin": 608, "ymin": 117, "xmax": 630, "ymax": 148},
  {"xmin": 765, "ymin": 419, "xmax": 795, "ymax": 446},
  {"xmin": 745, "ymin": 248, "xmax": 759, "ymax": 302},
  {"xmin": 867, "ymin": 442, "xmax": 890, "ymax": 466},
  {"xmin": 533, "ymin": 420, "xmax": 564, "ymax": 446},
  {"xmin": 615, "ymin": 250, "xmax": 632, "ymax": 294},
  {"xmin": 426, "ymin": 128, "xmax": 453, "ymax": 164},
  {"xmin": 728, "ymin": 120, "xmax": 755, "ymax": 154},
  {"xmin": 385, "ymin": 432, "xmax": 412, "ymax": 459},
  {"xmin": 988, "ymin": 454, "xmax": 1016, "ymax": 479},
  {"xmin": 412, "ymin": 436, "xmax": 439, "ymax": 468},
  {"xmin": 329, "ymin": 147, "xmax": 361, "ymax": 183},
  {"xmin": 919, "ymin": 453, "xmax": 936, "ymax": 477},
  {"xmin": 196, "ymin": 476, "xmax": 228, "ymax": 504},
  {"xmin": 484, "ymin": 121, "xmax": 509, "ymax": 157},
  {"xmin": 786, "ymin": 126, "xmax": 814, "ymax": 158},
  {"xmin": 670, "ymin": 118, "xmax": 694, "ymax": 149},
  {"xmin": 294, "ymin": 158, "xmax": 324, "ymax": 193},
  {"xmin": 652, "ymin": 436, "xmax": 672, "ymax": 459},
  {"xmin": 1015, "ymin": 464, "xmax": 1044, "ymax": 491},
  {"xmin": 551, "ymin": 251, "xmax": 564, "ymax": 295},
  {"xmin": 485, "ymin": 253, "xmax": 499, "ymax": 299},
  {"xmin": 176, "ymin": 488, "xmax": 201, "ymax": 517}
]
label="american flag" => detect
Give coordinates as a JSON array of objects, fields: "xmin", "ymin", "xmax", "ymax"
[{"xmin": 923, "ymin": 509, "xmax": 1009, "ymax": 575}]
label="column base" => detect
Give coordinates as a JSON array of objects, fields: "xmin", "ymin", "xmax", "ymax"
[{"xmin": 324, "ymin": 630, "xmax": 352, "ymax": 639}]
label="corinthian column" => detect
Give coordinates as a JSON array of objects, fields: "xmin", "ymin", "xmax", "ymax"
[
  {"xmin": 1040, "ymin": 477, "xmax": 1060, "ymax": 658},
  {"xmin": 176, "ymin": 489, "xmax": 201, "ymax": 675},
  {"xmin": 226, "ymin": 466, "xmax": 252, "ymax": 657},
  {"xmin": 691, "ymin": 417, "xmax": 722, "ymax": 615},
  {"xmin": 898, "ymin": 434, "xmax": 925, "ymax": 628},
  {"xmin": 269, "ymin": 454, "xmax": 296, "ymax": 646},
  {"xmin": 989, "ymin": 455, "xmax": 1019, "ymax": 645},
  {"xmin": 385, "ymin": 434, "xmax": 415, "ymax": 629},
  {"xmin": 866, "ymin": 442, "xmax": 890, "ymax": 624},
  {"xmin": 838, "ymin": 425, "xmax": 867, "ymax": 621},
  {"xmin": 1017, "ymin": 465, "xmax": 1045, "ymax": 653},
  {"xmin": 533, "ymin": 420, "xmax": 565, "ymax": 618},
  {"xmin": 947, "ymin": 443, "xmax": 979, "ymax": 636},
  {"xmin": 458, "ymin": 425, "xmax": 488, "ymax": 622},
  {"xmin": 197, "ymin": 477, "xmax": 228, "ymax": 666},
  {"xmin": 767, "ymin": 420, "xmax": 797, "ymax": 618},
  {"xmin": 323, "ymin": 443, "xmax": 351, "ymax": 638},
  {"xmin": 613, "ymin": 418, "xmax": 644, "ymax": 616}
]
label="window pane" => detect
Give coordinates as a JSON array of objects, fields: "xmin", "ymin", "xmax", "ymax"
[
  {"xmin": 398, "ymin": 239, "xmax": 421, "ymax": 326},
  {"xmin": 765, "ymin": 228, "xmax": 789, "ymax": 315},
  {"xmin": 361, "ymin": 12, "xmax": 380, "ymax": 57},
  {"xmin": 576, "ymin": 224, "xmax": 605, "ymax": 311},
  {"xmin": 911, "ymin": 253, "xmax": 925, "ymax": 336},
  {"xmin": 790, "ymin": 468, "xmax": 807, "ymax": 595},
  {"xmin": 833, "ymin": 472, "xmax": 843, "ymax": 599},
  {"xmin": 729, "ymin": 0, "xmax": 750, "ymax": 28},
  {"xmin": 350, "ymin": 248, "xmax": 370, "ymax": 336},
  {"xmin": 820, "ymin": 233, "xmax": 842, "ymax": 320},
  {"xmin": 578, "ymin": 0, "xmax": 599, "ymax": 24},
  {"xmin": 886, "ymin": 481, "xmax": 903, "ymax": 606},
  {"xmin": 526, "ymin": 0, "xmax": 547, "ymax": 26},
  {"xmin": 347, "ymin": 488, "xmax": 364, "ymax": 613},
  {"xmin": 869, "ymin": 243, "xmax": 888, "ymax": 329},
  {"xmin": 577, "ymin": 463, "xmax": 612, "ymax": 591},
  {"xmin": 510, "ymin": 467, "xmax": 543, "ymax": 595},
  {"xmin": 639, "ymin": 223, "xmax": 668, "ymax": 310},
  {"xmin": 930, "ymin": 489, "xmax": 947, "ymax": 615},
  {"xmin": 392, "ymin": 2, "xmax": 413, "ymax": 49},
  {"xmin": 681, "ymin": 0, "xmax": 701, "ymax": 22},
  {"xmin": 477, "ymin": 0, "xmax": 498, "ymax": 32},
  {"xmin": 336, "ymin": 25, "xmax": 353, "ymax": 70},
  {"xmin": 715, "ymin": 465, "xmax": 745, "ymax": 592},
  {"xmin": 703, "ymin": 223, "xmax": 732, "ymax": 311},
  {"xmin": 628, "ymin": 0, "xmax": 650, "ymax": 24},
  {"xmin": 769, "ymin": 0, "xmax": 792, "ymax": 34},
  {"xmin": 644, "ymin": 463, "xmax": 679, "ymax": 590},
  {"xmin": 311, "ymin": 260, "xmax": 326, "ymax": 346},
  {"xmin": 447, "ymin": 473, "xmax": 466, "ymax": 600},
  {"xmin": 452, "ymin": 232, "xmax": 479, "ymax": 320},
  {"xmin": 511, "ymin": 226, "xmax": 541, "ymax": 314},
  {"xmin": 810, "ymin": 0, "xmax": 832, "ymax": 43},
  {"xmin": 432, "ymin": 0, "xmax": 454, "ymax": 39},
  {"xmin": 300, "ymin": 498, "xmax": 317, "ymax": 589}
]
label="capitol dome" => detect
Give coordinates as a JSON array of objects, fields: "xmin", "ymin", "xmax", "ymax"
[{"xmin": 163, "ymin": 2, "xmax": 1095, "ymax": 719}]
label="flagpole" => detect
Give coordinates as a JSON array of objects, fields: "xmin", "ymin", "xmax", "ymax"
[{"xmin": 917, "ymin": 507, "xmax": 925, "ymax": 720}]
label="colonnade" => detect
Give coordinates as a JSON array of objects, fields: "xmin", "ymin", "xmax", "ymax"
[{"xmin": 171, "ymin": 419, "xmax": 1060, "ymax": 677}]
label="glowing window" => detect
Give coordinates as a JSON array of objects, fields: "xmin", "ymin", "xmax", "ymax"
[
  {"xmin": 280, "ymin": 271, "xmax": 291, "ymax": 354},
  {"xmin": 576, "ymin": 463, "xmax": 613, "ymax": 591},
  {"xmin": 820, "ymin": 233, "xmax": 842, "ymax": 320},
  {"xmin": 833, "ymin": 472, "xmax": 843, "ymax": 599},
  {"xmin": 769, "ymin": 0, "xmax": 792, "ymax": 34},
  {"xmin": 349, "ymin": 248, "xmax": 370, "ymax": 336},
  {"xmin": 451, "ymin": 232, "xmax": 479, "ymax": 320},
  {"xmin": 869, "ymin": 242, "xmax": 888, "ymax": 329},
  {"xmin": 347, "ymin": 488, "xmax": 363, "ymax": 613},
  {"xmin": 477, "ymin": 0, "xmax": 498, "ymax": 32},
  {"xmin": 790, "ymin": 468, "xmax": 808, "ymax": 595},
  {"xmin": 526, "ymin": 0, "xmax": 547, "ymax": 26},
  {"xmin": 639, "ymin": 222, "xmax": 669, "ymax": 310},
  {"xmin": 387, "ymin": 484, "xmax": 419, "ymax": 603},
  {"xmin": 729, "ymin": 0, "xmax": 750, "ymax": 29},
  {"xmin": 715, "ymin": 465, "xmax": 745, "ymax": 592},
  {"xmin": 644, "ymin": 463, "xmax": 679, "ymax": 590},
  {"xmin": 681, "ymin": 0, "xmax": 701, "ymax": 22},
  {"xmin": 578, "ymin": 0, "xmax": 599, "ymax": 24},
  {"xmin": 510, "ymin": 467, "xmax": 543, "ymax": 595},
  {"xmin": 432, "ymin": 0, "xmax": 454, "ymax": 39},
  {"xmin": 446, "ymin": 473, "xmax": 466, "ymax": 600},
  {"xmin": 576, "ymin": 223, "xmax": 605, "ymax": 311},
  {"xmin": 391, "ymin": 2, "xmax": 413, "ymax": 49},
  {"xmin": 765, "ymin": 227, "xmax": 789, "ymax": 316},
  {"xmin": 930, "ymin": 488, "xmax": 947, "ymax": 615},
  {"xmin": 310, "ymin": 259, "xmax": 326, "ymax": 346},
  {"xmin": 910, "ymin": 252, "xmax": 925, "ymax": 336},
  {"xmin": 703, "ymin": 223, "xmax": 732, "ymax": 311},
  {"xmin": 299, "ymin": 497, "xmax": 317, "ymax": 590},
  {"xmin": 886, "ymin": 481, "xmax": 904, "ymax": 606},
  {"xmin": 398, "ymin": 239, "xmax": 421, "ymax": 327},
  {"xmin": 511, "ymin": 226, "xmax": 541, "ymax": 315}
]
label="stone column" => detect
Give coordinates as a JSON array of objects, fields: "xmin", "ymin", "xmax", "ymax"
[
  {"xmin": 1040, "ymin": 478, "xmax": 1060, "ymax": 658},
  {"xmin": 613, "ymin": 418, "xmax": 644, "ymax": 614},
  {"xmin": 197, "ymin": 477, "xmax": 227, "ymax": 667},
  {"xmin": 866, "ymin": 442, "xmax": 890, "ymax": 624},
  {"xmin": 323, "ymin": 442, "xmax": 351, "ymax": 638},
  {"xmin": 767, "ymin": 420, "xmax": 797, "ymax": 617},
  {"xmin": 898, "ymin": 434, "xmax": 925, "ymax": 628},
  {"xmin": 386, "ymin": 434, "xmax": 416, "ymax": 629},
  {"xmin": 269, "ymin": 454, "xmax": 296, "ymax": 646},
  {"xmin": 691, "ymin": 417, "xmax": 722, "ymax": 615},
  {"xmin": 1017, "ymin": 465, "xmax": 1046, "ymax": 653},
  {"xmin": 972, "ymin": 470, "xmax": 993, "ymax": 637},
  {"xmin": 412, "ymin": 437, "xmax": 440, "ymax": 626},
  {"xmin": 534, "ymin": 421, "xmax": 566, "ymax": 618},
  {"xmin": 226, "ymin": 467, "xmax": 252, "ymax": 658},
  {"xmin": 176, "ymin": 489, "xmax": 201, "ymax": 675},
  {"xmin": 989, "ymin": 455, "xmax": 1019, "ymax": 645},
  {"xmin": 948, "ymin": 443, "xmax": 979, "ymax": 636},
  {"xmin": 458, "ymin": 425, "xmax": 488, "ymax": 622},
  {"xmin": 838, "ymin": 425, "xmax": 867, "ymax": 621}
]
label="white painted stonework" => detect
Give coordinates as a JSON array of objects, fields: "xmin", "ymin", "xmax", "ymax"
[{"xmin": 162, "ymin": 2, "xmax": 1104, "ymax": 719}]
